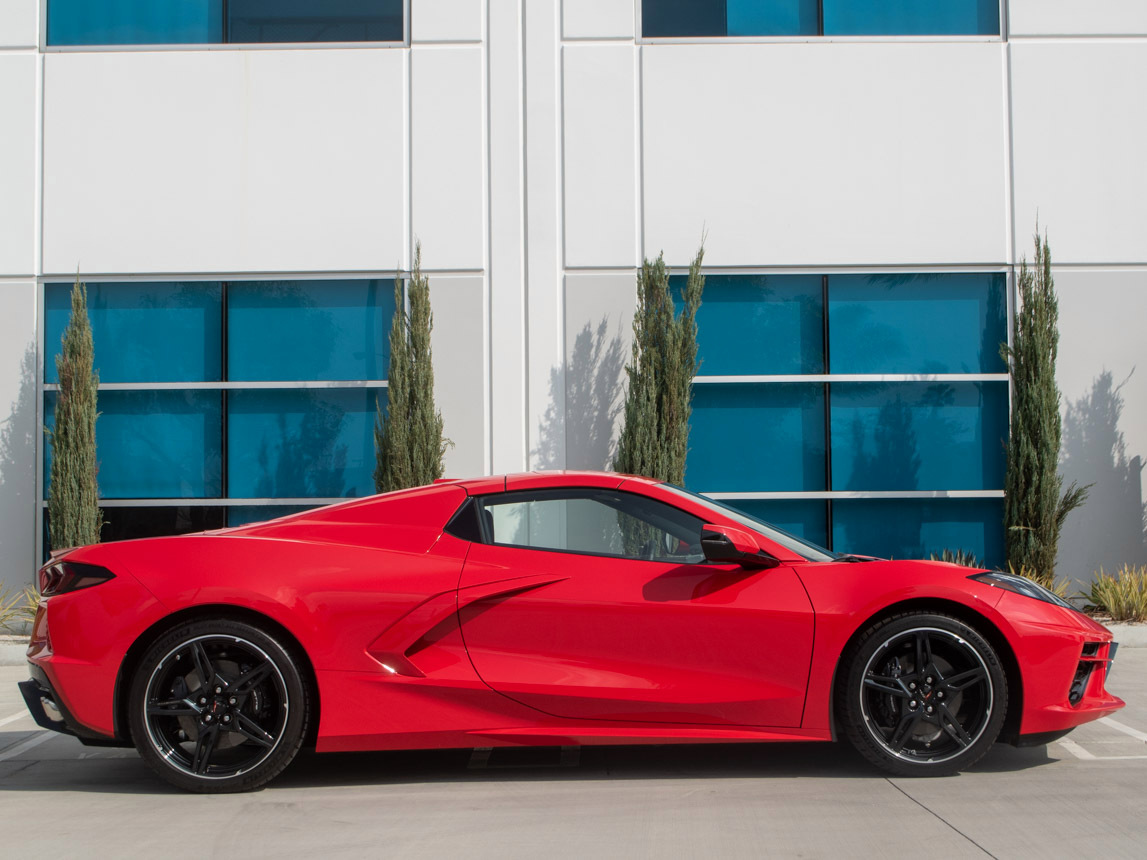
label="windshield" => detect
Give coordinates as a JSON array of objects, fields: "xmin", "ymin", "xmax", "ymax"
[{"xmin": 659, "ymin": 484, "xmax": 837, "ymax": 563}]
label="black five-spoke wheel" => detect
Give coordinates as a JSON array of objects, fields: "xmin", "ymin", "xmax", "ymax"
[
  {"xmin": 129, "ymin": 619, "xmax": 310, "ymax": 792},
  {"xmin": 840, "ymin": 613, "xmax": 1007, "ymax": 777}
]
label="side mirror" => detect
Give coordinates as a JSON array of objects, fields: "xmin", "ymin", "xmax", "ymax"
[{"xmin": 700, "ymin": 524, "xmax": 779, "ymax": 569}]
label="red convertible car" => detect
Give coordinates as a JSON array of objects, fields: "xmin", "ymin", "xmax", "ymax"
[{"xmin": 19, "ymin": 471, "xmax": 1123, "ymax": 792}]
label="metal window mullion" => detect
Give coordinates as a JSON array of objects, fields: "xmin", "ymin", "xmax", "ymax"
[
  {"xmin": 221, "ymin": 280, "xmax": 229, "ymax": 499},
  {"xmin": 822, "ymin": 274, "xmax": 832, "ymax": 548}
]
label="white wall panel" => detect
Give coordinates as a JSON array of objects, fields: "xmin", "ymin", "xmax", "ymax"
[
  {"xmin": 1053, "ymin": 269, "xmax": 1147, "ymax": 586},
  {"xmin": 1011, "ymin": 43, "xmax": 1147, "ymax": 265},
  {"xmin": 1010, "ymin": 1, "xmax": 1147, "ymax": 37},
  {"xmin": 561, "ymin": 273, "xmax": 634, "ymax": 470},
  {"xmin": 412, "ymin": 0, "xmax": 484, "ymax": 42},
  {"xmin": 563, "ymin": 45, "xmax": 636, "ymax": 268},
  {"xmin": 430, "ymin": 276, "xmax": 486, "ymax": 477},
  {"xmin": 563, "ymin": 0, "xmax": 635, "ymax": 40},
  {"xmin": 43, "ymin": 50, "xmax": 405, "ymax": 275},
  {"xmin": 642, "ymin": 43, "xmax": 1007, "ymax": 267},
  {"xmin": 0, "ymin": 0, "xmax": 37, "ymax": 48},
  {"xmin": 412, "ymin": 47, "xmax": 484, "ymax": 270},
  {"xmin": 0, "ymin": 281, "xmax": 37, "ymax": 590},
  {"xmin": 0, "ymin": 55, "xmax": 35, "ymax": 275}
]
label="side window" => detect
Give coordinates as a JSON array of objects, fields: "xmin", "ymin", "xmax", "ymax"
[{"xmin": 475, "ymin": 490, "xmax": 707, "ymax": 563}]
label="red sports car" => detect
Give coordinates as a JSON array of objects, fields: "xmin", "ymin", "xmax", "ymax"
[{"xmin": 19, "ymin": 471, "xmax": 1123, "ymax": 792}]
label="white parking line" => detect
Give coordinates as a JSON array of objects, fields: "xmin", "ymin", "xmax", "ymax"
[
  {"xmin": 0, "ymin": 710, "xmax": 31, "ymax": 729},
  {"xmin": 0, "ymin": 731, "xmax": 54, "ymax": 763},
  {"xmin": 1100, "ymin": 717, "xmax": 1147, "ymax": 743},
  {"xmin": 1058, "ymin": 738, "xmax": 1095, "ymax": 760}
]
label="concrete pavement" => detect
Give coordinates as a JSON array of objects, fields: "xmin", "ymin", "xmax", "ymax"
[{"xmin": 1, "ymin": 652, "xmax": 1145, "ymax": 859}]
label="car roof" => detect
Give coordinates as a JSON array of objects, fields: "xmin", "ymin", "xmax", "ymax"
[{"xmin": 450, "ymin": 470, "xmax": 660, "ymax": 495}]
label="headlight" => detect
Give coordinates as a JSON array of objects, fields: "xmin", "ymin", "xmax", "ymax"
[{"xmin": 968, "ymin": 571, "xmax": 1075, "ymax": 609}]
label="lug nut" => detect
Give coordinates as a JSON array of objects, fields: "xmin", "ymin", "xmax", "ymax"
[
  {"xmin": 937, "ymin": 691, "xmax": 944, "ymax": 699},
  {"xmin": 926, "ymin": 706, "xmax": 934, "ymax": 714},
  {"xmin": 204, "ymin": 714, "xmax": 213, "ymax": 723},
  {"xmin": 909, "ymin": 682, "xmax": 916, "ymax": 690},
  {"xmin": 215, "ymin": 687, "xmax": 223, "ymax": 694},
  {"xmin": 909, "ymin": 700, "xmax": 918, "ymax": 709},
  {"xmin": 222, "ymin": 715, "xmax": 231, "ymax": 724},
  {"xmin": 199, "ymin": 697, "xmax": 207, "ymax": 705},
  {"xmin": 926, "ymin": 677, "xmax": 933, "ymax": 685},
  {"xmin": 229, "ymin": 697, "xmax": 237, "ymax": 705}
]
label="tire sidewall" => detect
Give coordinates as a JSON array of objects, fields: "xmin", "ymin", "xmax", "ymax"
[
  {"xmin": 128, "ymin": 618, "xmax": 308, "ymax": 793},
  {"xmin": 841, "ymin": 613, "xmax": 1007, "ymax": 777}
]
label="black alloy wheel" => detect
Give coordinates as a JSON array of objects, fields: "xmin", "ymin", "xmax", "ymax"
[
  {"xmin": 839, "ymin": 613, "xmax": 1007, "ymax": 776},
  {"xmin": 128, "ymin": 618, "xmax": 309, "ymax": 793}
]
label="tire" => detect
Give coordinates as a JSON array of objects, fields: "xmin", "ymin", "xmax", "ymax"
[
  {"xmin": 838, "ymin": 612, "xmax": 1007, "ymax": 777},
  {"xmin": 128, "ymin": 618, "xmax": 310, "ymax": 793}
]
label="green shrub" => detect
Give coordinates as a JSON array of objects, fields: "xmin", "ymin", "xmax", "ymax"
[
  {"xmin": 1085, "ymin": 565, "xmax": 1147, "ymax": 623},
  {"xmin": 929, "ymin": 549, "xmax": 983, "ymax": 568},
  {"xmin": 0, "ymin": 584, "xmax": 39, "ymax": 634}
]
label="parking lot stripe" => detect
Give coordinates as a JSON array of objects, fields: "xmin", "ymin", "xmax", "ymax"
[
  {"xmin": 0, "ymin": 731, "xmax": 54, "ymax": 763},
  {"xmin": 0, "ymin": 711, "xmax": 31, "ymax": 729},
  {"xmin": 1100, "ymin": 717, "xmax": 1147, "ymax": 743},
  {"xmin": 1058, "ymin": 738, "xmax": 1096, "ymax": 760}
]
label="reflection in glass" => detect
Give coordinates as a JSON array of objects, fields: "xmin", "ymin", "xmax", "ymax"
[
  {"xmin": 727, "ymin": 499, "xmax": 829, "ymax": 549},
  {"xmin": 823, "ymin": 0, "xmax": 999, "ymax": 36},
  {"xmin": 228, "ymin": 280, "xmax": 392, "ymax": 382},
  {"xmin": 728, "ymin": 0, "xmax": 818, "ymax": 36},
  {"xmin": 678, "ymin": 274, "xmax": 823, "ymax": 375},
  {"xmin": 44, "ymin": 391, "xmax": 223, "ymax": 499},
  {"xmin": 227, "ymin": 0, "xmax": 404, "ymax": 43},
  {"xmin": 98, "ymin": 506, "xmax": 227, "ymax": 543},
  {"xmin": 226, "ymin": 505, "xmax": 318, "ymax": 527},
  {"xmin": 47, "ymin": 0, "xmax": 222, "ymax": 45},
  {"xmin": 642, "ymin": 0, "xmax": 727, "ymax": 37},
  {"xmin": 45, "ymin": 282, "xmax": 222, "ymax": 384},
  {"xmin": 832, "ymin": 499, "xmax": 1004, "ymax": 569},
  {"xmin": 830, "ymin": 382, "xmax": 1007, "ymax": 491},
  {"xmin": 828, "ymin": 273, "xmax": 1007, "ymax": 374},
  {"xmin": 227, "ymin": 389, "xmax": 377, "ymax": 499},
  {"xmin": 687, "ymin": 383, "xmax": 826, "ymax": 492}
]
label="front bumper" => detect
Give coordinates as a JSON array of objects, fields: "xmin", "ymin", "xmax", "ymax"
[{"xmin": 17, "ymin": 665, "xmax": 129, "ymax": 747}]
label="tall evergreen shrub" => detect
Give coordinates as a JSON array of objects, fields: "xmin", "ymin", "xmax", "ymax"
[
  {"xmin": 614, "ymin": 244, "xmax": 705, "ymax": 484},
  {"xmin": 48, "ymin": 276, "xmax": 102, "ymax": 549},
  {"xmin": 374, "ymin": 243, "xmax": 449, "ymax": 491},
  {"xmin": 1002, "ymin": 227, "xmax": 1088, "ymax": 585}
]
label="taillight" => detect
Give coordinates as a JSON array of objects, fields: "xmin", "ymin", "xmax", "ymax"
[{"xmin": 38, "ymin": 561, "xmax": 115, "ymax": 596}]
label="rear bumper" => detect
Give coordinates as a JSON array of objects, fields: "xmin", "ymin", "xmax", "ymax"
[{"xmin": 17, "ymin": 665, "xmax": 129, "ymax": 747}]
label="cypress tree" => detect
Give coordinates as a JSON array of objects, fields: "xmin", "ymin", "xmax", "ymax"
[
  {"xmin": 1002, "ymin": 227, "xmax": 1088, "ymax": 585},
  {"xmin": 374, "ymin": 243, "xmax": 449, "ymax": 492},
  {"xmin": 47, "ymin": 276, "xmax": 102, "ymax": 550},
  {"xmin": 614, "ymin": 244, "xmax": 705, "ymax": 484}
]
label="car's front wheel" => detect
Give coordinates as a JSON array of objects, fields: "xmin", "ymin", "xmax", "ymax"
[
  {"xmin": 839, "ymin": 612, "xmax": 1007, "ymax": 777},
  {"xmin": 128, "ymin": 618, "xmax": 309, "ymax": 793}
]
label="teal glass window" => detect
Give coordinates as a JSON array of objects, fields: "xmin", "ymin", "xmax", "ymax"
[
  {"xmin": 47, "ymin": 0, "xmax": 222, "ymax": 46},
  {"xmin": 46, "ymin": 0, "xmax": 404, "ymax": 46},
  {"xmin": 729, "ymin": 0, "xmax": 819, "ymax": 35},
  {"xmin": 227, "ymin": 389, "xmax": 378, "ymax": 499},
  {"xmin": 44, "ymin": 391, "xmax": 223, "ymax": 499},
  {"xmin": 832, "ymin": 499, "xmax": 1005, "ymax": 569},
  {"xmin": 642, "ymin": 0, "xmax": 727, "ymax": 37},
  {"xmin": 682, "ymin": 274, "xmax": 823, "ymax": 375},
  {"xmin": 228, "ymin": 280, "xmax": 393, "ymax": 382},
  {"xmin": 727, "ymin": 499, "xmax": 829, "ymax": 549},
  {"xmin": 823, "ymin": 0, "xmax": 999, "ymax": 36},
  {"xmin": 45, "ymin": 282, "xmax": 222, "ymax": 384},
  {"xmin": 829, "ymin": 382, "xmax": 1007, "ymax": 491},
  {"xmin": 687, "ymin": 383, "xmax": 826, "ymax": 492},
  {"xmin": 828, "ymin": 274, "xmax": 1007, "ymax": 374}
]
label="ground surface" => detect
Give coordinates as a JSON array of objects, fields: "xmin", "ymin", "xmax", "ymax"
[{"xmin": 1, "ymin": 653, "xmax": 1145, "ymax": 859}]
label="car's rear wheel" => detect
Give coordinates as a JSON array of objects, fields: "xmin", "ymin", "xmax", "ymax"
[
  {"xmin": 839, "ymin": 613, "xmax": 1007, "ymax": 777},
  {"xmin": 128, "ymin": 618, "xmax": 309, "ymax": 793}
]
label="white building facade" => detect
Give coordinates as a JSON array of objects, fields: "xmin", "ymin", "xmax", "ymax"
[{"xmin": 1, "ymin": 1, "xmax": 1145, "ymax": 591}]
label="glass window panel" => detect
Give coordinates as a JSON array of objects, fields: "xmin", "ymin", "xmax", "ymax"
[
  {"xmin": 44, "ymin": 391, "xmax": 223, "ymax": 499},
  {"xmin": 678, "ymin": 274, "xmax": 824, "ymax": 375},
  {"xmin": 687, "ymin": 383, "xmax": 826, "ymax": 492},
  {"xmin": 226, "ymin": 505, "xmax": 319, "ymax": 527},
  {"xmin": 829, "ymin": 382, "xmax": 1007, "ymax": 491},
  {"xmin": 725, "ymin": 499, "xmax": 829, "ymax": 549},
  {"xmin": 823, "ymin": 0, "xmax": 999, "ymax": 36},
  {"xmin": 832, "ymin": 499, "xmax": 1004, "ymax": 570},
  {"xmin": 227, "ymin": 0, "xmax": 404, "ymax": 43},
  {"xmin": 828, "ymin": 273, "xmax": 1007, "ymax": 374},
  {"xmin": 47, "ymin": 0, "xmax": 223, "ymax": 46},
  {"xmin": 100, "ymin": 506, "xmax": 227, "ymax": 542},
  {"xmin": 227, "ymin": 389, "xmax": 378, "ymax": 499},
  {"xmin": 45, "ymin": 282, "xmax": 222, "ymax": 384},
  {"xmin": 728, "ymin": 0, "xmax": 819, "ymax": 36},
  {"xmin": 642, "ymin": 0, "xmax": 727, "ymax": 37},
  {"xmin": 228, "ymin": 280, "xmax": 393, "ymax": 382}
]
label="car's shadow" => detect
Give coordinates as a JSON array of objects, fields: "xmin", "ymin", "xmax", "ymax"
[{"xmin": 0, "ymin": 735, "xmax": 1056, "ymax": 794}]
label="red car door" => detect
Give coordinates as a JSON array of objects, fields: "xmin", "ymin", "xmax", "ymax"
[{"xmin": 456, "ymin": 487, "xmax": 815, "ymax": 727}]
